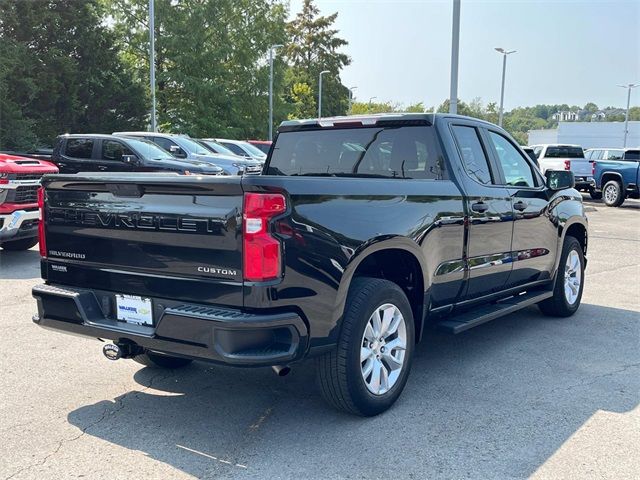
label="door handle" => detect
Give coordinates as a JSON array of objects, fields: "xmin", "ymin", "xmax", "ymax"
[
  {"xmin": 471, "ymin": 201, "xmax": 489, "ymax": 213},
  {"xmin": 97, "ymin": 166, "xmax": 108, "ymax": 171},
  {"xmin": 513, "ymin": 200, "xmax": 527, "ymax": 211}
]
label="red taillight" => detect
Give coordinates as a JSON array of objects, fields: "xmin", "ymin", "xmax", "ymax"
[
  {"xmin": 37, "ymin": 187, "xmax": 47, "ymax": 257},
  {"xmin": 243, "ymin": 192, "xmax": 286, "ymax": 281},
  {"xmin": 592, "ymin": 161, "xmax": 596, "ymax": 176},
  {"xmin": 564, "ymin": 160, "xmax": 571, "ymax": 171}
]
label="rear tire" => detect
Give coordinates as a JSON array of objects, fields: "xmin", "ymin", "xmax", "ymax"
[
  {"xmin": 538, "ymin": 236, "xmax": 584, "ymax": 317},
  {"xmin": 316, "ymin": 277, "xmax": 415, "ymax": 416},
  {"xmin": 602, "ymin": 180, "xmax": 624, "ymax": 207},
  {"xmin": 1, "ymin": 237, "xmax": 38, "ymax": 251},
  {"xmin": 133, "ymin": 351, "xmax": 193, "ymax": 369}
]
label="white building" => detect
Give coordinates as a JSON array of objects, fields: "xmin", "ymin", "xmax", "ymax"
[{"xmin": 528, "ymin": 121, "xmax": 640, "ymax": 148}]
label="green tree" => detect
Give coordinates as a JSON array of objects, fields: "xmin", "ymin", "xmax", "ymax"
[
  {"xmin": 285, "ymin": 0, "xmax": 350, "ymax": 118},
  {"xmin": 629, "ymin": 106, "xmax": 640, "ymax": 121},
  {"xmin": 0, "ymin": 0, "xmax": 147, "ymax": 149},
  {"xmin": 110, "ymin": 0, "xmax": 288, "ymax": 138},
  {"xmin": 288, "ymin": 82, "xmax": 316, "ymax": 119}
]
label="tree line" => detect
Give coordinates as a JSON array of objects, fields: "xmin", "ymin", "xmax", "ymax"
[{"xmin": 1, "ymin": 0, "xmax": 636, "ymax": 150}]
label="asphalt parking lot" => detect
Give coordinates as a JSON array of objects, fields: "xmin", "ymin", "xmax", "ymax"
[{"xmin": 1, "ymin": 195, "xmax": 638, "ymax": 480}]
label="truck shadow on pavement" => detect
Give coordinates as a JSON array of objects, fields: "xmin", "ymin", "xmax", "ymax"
[
  {"xmin": 67, "ymin": 302, "xmax": 639, "ymax": 479},
  {"xmin": 0, "ymin": 248, "xmax": 41, "ymax": 280}
]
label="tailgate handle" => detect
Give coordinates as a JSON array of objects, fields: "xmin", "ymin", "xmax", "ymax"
[{"xmin": 107, "ymin": 183, "xmax": 144, "ymax": 198}]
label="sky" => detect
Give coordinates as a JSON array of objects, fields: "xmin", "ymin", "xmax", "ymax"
[{"xmin": 289, "ymin": 0, "xmax": 640, "ymax": 110}]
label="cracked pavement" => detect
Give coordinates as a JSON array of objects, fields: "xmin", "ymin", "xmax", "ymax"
[{"xmin": 1, "ymin": 195, "xmax": 638, "ymax": 480}]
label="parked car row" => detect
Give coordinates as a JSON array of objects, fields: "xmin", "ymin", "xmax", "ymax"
[
  {"xmin": 0, "ymin": 132, "xmax": 273, "ymax": 250},
  {"xmin": 527, "ymin": 143, "xmax": 640, "ymax": 207}
]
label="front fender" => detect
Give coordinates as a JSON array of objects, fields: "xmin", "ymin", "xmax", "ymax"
[{"xmin": 549, "ymin": 189, "xmax": 588, "ymax": 277}]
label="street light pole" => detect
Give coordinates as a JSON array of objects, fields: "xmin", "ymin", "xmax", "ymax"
[
  {"xmin": 449, "ymin": 0, "xmax": 460, "ymax": 114},
  {"xmin": 348, "ymin": 86, "xmax": 357, "ymax": 115},
  {"xmin": 618, "ymin": 83, "xmax": 638, "ymax": 147},
  {"xmin": 368, "ymin": 97, "xmax": 377, "ymax": 112},
  {"xmin": 495, "ymin": 47, "xmax": 516, "ymax": 127},
  {"xmin": 268, "ymin": 44, "xmax": 283, "ymax": 141},
  {"xmin": 149, "ymin": 0, "xmax": 157, "ymax": 132},
  {"xmin": 318, "ymin": 70, "xmax": 330, "ymax": 118}
]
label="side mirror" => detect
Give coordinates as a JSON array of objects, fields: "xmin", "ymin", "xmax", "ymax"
[
  {"xmin": 169, "ymin": 145, "xmax": 186, "ymax": 158},
  {"xmin": 545, "ymin": 170, "xmax": 575, "ymax": 191},
  {"xmin": 122, "ymin": 154, "xmax": 140, "ymax": 166}
]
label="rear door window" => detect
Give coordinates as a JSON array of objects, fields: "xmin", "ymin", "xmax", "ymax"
[
  {"xmin": 269, "ymin": 125, "xmax": 447, "ymax": 179},
  {"xmin": 65, "ymin": 138, "xmax": 94, "ymax": 159},
  {"xmin": 451, "ymin": 125, "xmax": 492, "ymax": 185},
  {"xmin": 624, "ymin": 150, "xmax": 640, "ymax": 161}
]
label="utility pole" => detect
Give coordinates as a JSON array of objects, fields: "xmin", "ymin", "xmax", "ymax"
[
  {"xmin": 348, "ymin": 86, "xmax": 357, "ymax": 115},
  {"xmin": 449, "ymin": 0, "xmax": 460, "ymax": 114},
  {"xmin": 268, "ymin": 44, "xmax": 283, "ymax": 140},
  {"xmin": 318, "ymin": 70, "xmax": 330, "ymax": 118},
  {"xmin": 495, "ymin": 47, "xmax": 516, "ymax": 127},
  {"xmin": 149, "ymin": 0, "xmax": 157, "ymax": 132},
  {"xmin": 618, "ymin": 83, "xmax": 638, "ymax": 147}
]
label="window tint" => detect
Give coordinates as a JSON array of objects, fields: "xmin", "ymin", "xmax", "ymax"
[
  {"xmin": 591, "ymin": 149, "xmax": 603, "ymax": 160},
  {"xmin": 533, "ymin": 146, "xmax": 543, "ymax": 158},
  {"xmin": 624, "ymin": 150, "xmax": 640, "ymax": 161},
  {"xmin": 102, "ymin": 140, "xmax": 133, "ymax": 161},
  {"xmin": 488, "ymin": 131, "xmax": 536, "ymax": 188},
  {"xmin": 153, "ymin": 137, "xmax": 178, "ymax": 152},
  {"xmin": 545, "ymin": 146, "xmax": 584, "ymax": 158},
  {"xmin": 604, "ymin": 150, "xmax": 624, "ymax": 160},
  {"xmin": 65, "ymin": 138, "xmax": 94, "ymax": 159},
  {"xmin": 222, "ymin": 142, "xmax": 250, "ymax": 157},
  {"xmin": 269, "ymin": 126, "xmax": 447, "ymax": 179},
  {"xmin": 451, "ymin": 125, "xmax": 492, "ymax": 185}
]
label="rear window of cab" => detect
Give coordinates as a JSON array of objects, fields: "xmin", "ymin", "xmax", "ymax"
[{"xmin": 268, "ymin": 126, "xmax": 448, "ymax": 180}]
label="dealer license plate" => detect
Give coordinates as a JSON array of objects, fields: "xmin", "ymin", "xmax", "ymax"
[{"xmin": 115, "ymin": 294, "xmax": 153, "ymax": 326}]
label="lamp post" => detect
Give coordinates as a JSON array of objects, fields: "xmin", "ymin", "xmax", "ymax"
[
  {"xmin": 348, "ymin": 86, "xmax": 358, "ymax": 115},
  {"xmin": 495, "ymin": 47, "xmax": 516, "ymax": 127},
  {"xmin": 318, "ymin": 70, "xmax": 330, "ymax": 118},
  {"xmin": 368, "ymin": 96, "xmax": 377, "ymax": 112},
  {"xmin": 149, "ymin": 0, "xmax": 157, "ymax": 132},
  {"xmin": 449, "ymin": 0, "xmax": 460, "ymax": 114},
  {"xmin": 268, "ymin": 44, "xmax": 283, "ymax": 141},
  {"xmin": 618, "ymin": 83, "xmax": 638, "ymax": 147}
]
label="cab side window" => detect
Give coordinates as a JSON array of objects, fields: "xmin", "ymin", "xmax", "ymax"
[
  {"xmin": 65, "ymin": 138, "xmax": 94, "ymax": 159},
  {"xmin": 102, "ymin": 140, "xmax": 133, "ymax": 161},
  {"xmin": 487, "ymin": 131, "xmax": 536, "ymax": 188},
  {"xmin": 451, "ymin": 125, "xmax": 493, "ymax": 185},
  {"xmin": 153, "ymin": 137, "xmax": 178, "ymax": 152}
]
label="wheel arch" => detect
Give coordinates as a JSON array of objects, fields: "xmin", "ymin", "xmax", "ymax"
[
  {"xmin": 553, "ymin": 217, "xmax": 588, "ymax": 278},
  {"xmin": 331, "ymin": 238, "xmax": 429, "ymax": 345},
  {"xmin": 600, "ymin": 171, "xmax": 624, "ymax": 188}
]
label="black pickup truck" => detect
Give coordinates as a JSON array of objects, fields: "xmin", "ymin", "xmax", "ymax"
[{"xmin": 32, "ymin": 114, "xmax": 588, "ymax": 416}]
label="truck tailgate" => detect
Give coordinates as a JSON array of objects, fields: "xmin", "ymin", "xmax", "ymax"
[
  {"xmin": 42, "ymin": 174, "xmax": 244, "ymax": 306},
  {"xmin": 569, "ymin": 159, "xmax": 592, "ymax": 177}
]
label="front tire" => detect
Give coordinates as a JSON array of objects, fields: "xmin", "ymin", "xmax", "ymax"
[
  {"xmin": 1, "ymin": 237, "xmax": 38, "ymax": 251},
  {"xmin": 603, "ymin": 180, "xmax": 624, "ymax": 207},
  {"xmin": 538, "ymin": 236, "xmax": 584, "ymax": 317},
  {"xmin": 133, "ymin": 351, "xmax": 193, "ymax": 369},
  {"xmin": 316, "ymin": 277, "xmax": 415, "ymax": 416}
]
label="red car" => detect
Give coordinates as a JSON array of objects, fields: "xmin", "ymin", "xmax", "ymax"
[
  {"xmin": 246, "ymin": 140, "xmax": 272, "ymax": 155},
  {"xmin": 0, "ymin": 153, "xmax": 58, "ymax": 250}
]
